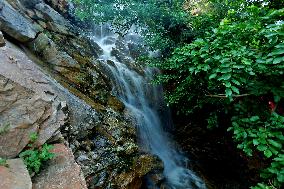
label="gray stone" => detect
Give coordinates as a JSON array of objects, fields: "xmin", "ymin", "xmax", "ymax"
[
  {"xmin": 0, "ymin": 0, "xmax": 39, "ymax": 42},
  {"xmin": 77, "ymin": 154, "xmax": 89, "ymax": 162},
  {"xmin": 34, "ymin": 3, "xmax": 72, "ymax": 34}
]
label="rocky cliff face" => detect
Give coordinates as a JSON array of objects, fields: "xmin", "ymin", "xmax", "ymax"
[{"xmin": 0, "ymin": 0, "xmax": 160, "ymax": 188}]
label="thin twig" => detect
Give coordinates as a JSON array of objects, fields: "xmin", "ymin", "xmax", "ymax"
[{"xmin": 205, "ymin": 94, "xmax": 251, "ymax": 98}]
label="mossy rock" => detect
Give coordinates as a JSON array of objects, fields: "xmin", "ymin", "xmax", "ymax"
[
  {"xmin": 72, "ymin": 53, "xmax": 93, "ymax": 66},
  {"xmin": 107, "ymin": 96, "xmax": 125, "ymax": 112}
]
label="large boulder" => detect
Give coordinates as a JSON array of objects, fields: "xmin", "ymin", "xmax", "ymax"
[
  {"xmin": 0, "ymin": 41, "xmax": 67, "ymax": 158},
  {"xmin": 0, "ymin": 158, "xmax": 32, "ymax": 189},
  {"xmin": 0, "ymin": 0, "xmax": 39, "ymax": 42},
  {"xmin": 33, "ymin": 143, "xmax": 87, "ymax": 189}
]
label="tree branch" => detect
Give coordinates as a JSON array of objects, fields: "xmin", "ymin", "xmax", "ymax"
[{"xmin": 205, "ymin": 94, "xmax": 251, "ymax": 98}]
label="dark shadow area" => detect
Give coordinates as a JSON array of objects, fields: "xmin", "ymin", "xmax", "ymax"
[{"xmin": 172, "ymin": 111, "xmax": 261, "ymax": 189}]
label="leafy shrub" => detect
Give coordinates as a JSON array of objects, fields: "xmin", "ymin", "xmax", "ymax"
[
  {"xmin": 20, "ymin": 144, "xmax": 55, "ymax": 174},
  {"xmin": 19, "ymin": 133, "xmax": 55, "ymax": 174},
  {"xmin": 230, "ymin": 113, "xmax": 284, "ymax": 188},
  {"xmin": 155, "ymin": 3, "xmax": 284, "ymax": 188}
]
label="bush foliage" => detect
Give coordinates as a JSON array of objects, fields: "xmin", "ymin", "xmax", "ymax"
[
  {"xmin": 156, "ymin": 3, "xmax": 284, "ymax": 188},
  {"xmin": 19, "ymin": 133, "xmax": 55, "ymax": 174}
]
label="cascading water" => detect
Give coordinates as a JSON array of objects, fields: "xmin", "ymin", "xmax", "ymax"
[{"xmin": 91, "ymin": 26, "xmax": 207, "ymax": 189}]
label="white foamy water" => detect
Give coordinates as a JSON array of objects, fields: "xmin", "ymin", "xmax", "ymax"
[{"xmin": 91, "ymin": 25, "xmax": 207, "ymax": 189}]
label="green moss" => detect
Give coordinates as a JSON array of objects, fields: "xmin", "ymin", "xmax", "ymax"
[
  {"xmin": 0, "ymin": 157, "xmax": 8, "ymax": 167},
  {"xmin": 72, "ymin": 53, "xmax": 92, "ymax": 65},
  {"xmin": 0, "ymin": 123, "xmax": 10, "ymax": 135}
]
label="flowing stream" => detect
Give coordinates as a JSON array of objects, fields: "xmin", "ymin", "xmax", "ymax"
[{"xmin": 91, "ymin": 26, "xmax": 207, "ymax": 189}]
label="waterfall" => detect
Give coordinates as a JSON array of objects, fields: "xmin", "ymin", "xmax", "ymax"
[{"xmin": 91, "ymin": 26, "xmax": 207, "ymax": 189}]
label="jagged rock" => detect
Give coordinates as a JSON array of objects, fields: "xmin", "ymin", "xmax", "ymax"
[
  {"xmin": 114, "ymin": 155, "xmax": 163, "ymax": 189},
  {"xmin": 44, "ymin": 0, "xmax": 71, "ymax": 17},
  {"xmin": 20, "ymin": 0, "xmax": 43, "ymax": 9},
  {"xmin": 26, "ymin": 32, "xmax": 84, "ymax": 85},
  {"xmin": 0, "ymin": 0, "xmax": 39, "ymax": 42},
  {"xmin": 33, "ymin": 143, "xmax": 87, "ymax": 189},
  {"xmin": 34, "ymin": 3, "xmax": 73, "ymax": 34},
  {"xmin": 3, "ymin": 0, "xmax": 105, "ymax": 103},
  {"xmin": 0, "ymin": 158, "xmax": 32, "ymax": 189},
  {"xmin": 0, "ymin": 41, "xmax": 67, "ymax": 158},
  {"xmin": 28, "ymin": 33, "xmax": 78, "ymax": 68},
  {"xmin": 0, "ymin": 31, "xmax": 5, "ymax": 47}
]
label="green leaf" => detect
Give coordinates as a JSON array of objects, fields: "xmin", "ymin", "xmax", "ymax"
[
  {"xmin": 274, "ymin": 95, "xmax": 281, "ymax": 103},
  {"xmin": 231, "ymin": 79, "xmax": 241, "ymax": 86},
  {"xmin": 209, "ymin": 73, "xmax": 217, "ymax": 79},
  {"xmin": 268, "ymin": 139, "xmax": 282, "ymax": 149},
  {"xmin": 231, "ymin": 86, "xmax": 240, "ymax": 94},
  {"xmin": 224, "ymin": 81, "xmax": 231, "ymax": 87},
  {"xmin": 270, "ymin": 49, "xmax": 284, "ymax": 56},
  {"xmin": 264, "ymin": 149, "xmax": 273, "ymax": 158},
  {"xmin": 277, "ymin": 174, "xmax": 284, "ymax": 182},
  {"xmin": 233, "ymin": 65, "xmax": 245, "ymax": 69},
  {"xmin": 220, "ymin": 68, "xmax": 232, "ymax": 73},
  {"xmin": 257, "ymin": 145, "xmax": 267, "ymax": 152},
  {"xmin": 256, "ymin": 58, "xmax": 265, "ymax": 63},
  {"xmin": 225, "ymin": 88, "xmax": 232, "ymax": 97},
  {"xmin": 219, "ymin": 73, "xmax": 231, "ymax": 81},
  {"xmin": 253, "ymin": 139, "xmax": 259, "ymax": 146},
  {"xmin": 250, "ymin": 116, "xmax": 260, "ymax": 122},
  {"xmin": 252, "ymin": 183, "xmax": 270, "ymax": 189},
  {"xmin": 274, "ymin": 156, "xmax": 284, "ymax": 162},
  {"xmin": 273, "ymin": 57, "xmax": 284, "ymax": 64}
]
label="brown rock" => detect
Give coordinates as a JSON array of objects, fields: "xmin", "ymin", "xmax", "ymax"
[
  {"xmin": 33, "ymin": 144, "xmax": 87, "ymax": 189},
  {"xmin": 0, "ymin": 158, "xmax": 32, "ymax": 189},
  {"xmin": 0, "ymin": 41, "xmax": 67, "ymax": 158}
]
